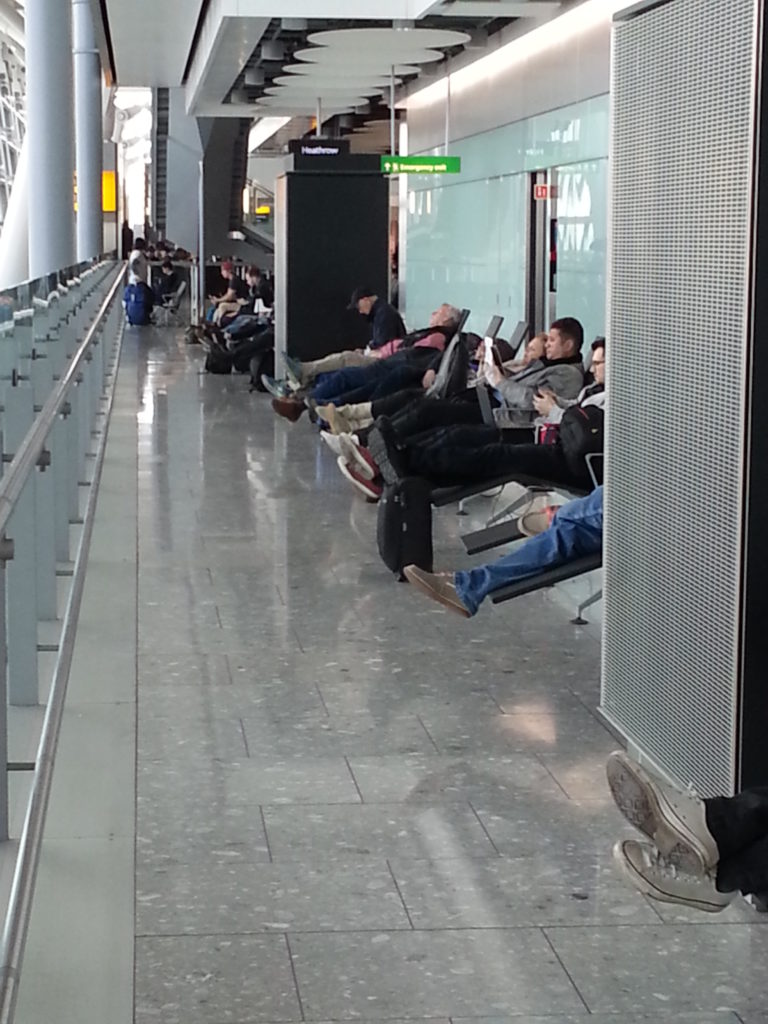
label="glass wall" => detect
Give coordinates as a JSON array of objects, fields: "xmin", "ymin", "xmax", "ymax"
[
  {"xmin": 555, "ymin": 158, "xmax": 608, "ymax": 345},
  {"xmin": 405, "ymin": 95, "xmax": 610, "ymax": 342}
]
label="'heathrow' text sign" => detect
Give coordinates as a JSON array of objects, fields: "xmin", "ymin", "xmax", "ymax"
[{"xmin": 381, "ymin": 156, "xmax": 461, "ymax": 174}]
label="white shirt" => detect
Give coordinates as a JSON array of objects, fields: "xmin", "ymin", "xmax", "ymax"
[{"xmin": 128, "ymin": 249, "xmax": 148, "ymax": 285}]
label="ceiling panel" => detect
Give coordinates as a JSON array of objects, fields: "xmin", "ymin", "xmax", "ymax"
[{"xmin": 105, "ymin": 0, "xmax": 205, "ymax": 86}]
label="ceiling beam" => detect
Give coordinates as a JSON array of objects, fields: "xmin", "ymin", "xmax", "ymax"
[{"xmin": 432, "ymin": 1, "xmax": 561, "ymax": 15}]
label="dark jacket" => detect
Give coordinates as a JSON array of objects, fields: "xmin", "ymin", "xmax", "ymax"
[{"xmin": 367, "ymin": 297, "xmax": 406, "ymax": 349}]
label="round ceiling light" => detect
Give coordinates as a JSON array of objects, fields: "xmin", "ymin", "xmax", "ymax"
[
  {"xmin": 293, "ymin": 46, "xmax": 443, "ymax": 66},
  {"xmin": 306, "ymin": 28, "xmax": 471, "ymax": 50},
  {"xmin": 271, "ymin": 76, "xmax": 390, "ymax": 93},
  {"xmin": 264, "ymin": 86, "xmax": 378, "ymax": 102},
  {"xmin": 255, "ymin": 96, "xmax": 361, "ymax": 112},
  {"xmin": 285, "ymin": 60, "xmax": 421, "ymax": 77},
  {"xmin": 281, "ymin": 63, "xmax": 410, "ymax": 82}
]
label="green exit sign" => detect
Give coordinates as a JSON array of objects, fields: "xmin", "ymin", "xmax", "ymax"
[{"xmin": 381, "ymin": 155, "xmax": 461, "ymax": 175}]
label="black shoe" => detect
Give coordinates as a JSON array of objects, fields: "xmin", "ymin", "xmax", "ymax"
[{"xmin": 368, "ymin": 416, "xmax": 407, "ymax": 485}]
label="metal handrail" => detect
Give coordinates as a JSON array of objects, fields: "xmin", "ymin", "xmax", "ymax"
[
  {"xmin": 0, "ymin": 268, "xmax": 122, "ymax": 538},
  {"xmin": 0, "ymin": 263, "xmax": 124, "ymax": 1022}
]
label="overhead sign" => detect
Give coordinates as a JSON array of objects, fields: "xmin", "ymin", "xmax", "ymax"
[
  {"xmin": 381, "ymin": 155, "xmax": 461, "ymax": 175},
  {"xmin": 289, "ymin": 138, "xmax": 350, "ymax": 156}
]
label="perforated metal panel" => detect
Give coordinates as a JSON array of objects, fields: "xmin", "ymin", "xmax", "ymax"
[{"xmin": 602, "ymin": 0, "xmax": 758, "ymax": 796}]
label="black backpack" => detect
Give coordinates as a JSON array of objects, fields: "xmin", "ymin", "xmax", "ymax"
[
  {"xmin": 204, "ymin": 346, "xmax": 234, "ymax": 374},
  {"xmin": 558, "ymin": 404, "xmax": 604, "ymax": 480},
  {"xmin": 249, "ymin": 348, "xmax": 275, "ymax": 391}
]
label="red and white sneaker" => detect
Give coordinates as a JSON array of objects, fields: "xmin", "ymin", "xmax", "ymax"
[
  {"xmin": 336, "ymin": 456, "xmax": 382, "ymax": 501},
  {"xmin": 338, "ymin": 434, "xmax": 380, "ymax": 481}
]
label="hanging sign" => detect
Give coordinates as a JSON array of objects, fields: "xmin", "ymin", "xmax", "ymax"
[{"xmin": 381, "ymin": 155, "xmax": 461, "ymax": 175}]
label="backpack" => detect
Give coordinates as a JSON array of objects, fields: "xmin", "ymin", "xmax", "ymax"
[
  {"xmin": 123, "ymin": 282, "xmax": 152, "ymax": 326},
  {"xmin": 249, "ymin": 348, "xmax": 275, "ymax": 391},
  {"xmin": 558, "ymin": 404, "xmax": 605, "ymax": 480},
  {"xmin": 204, "ymin": 346, "xmax": 234, "ymax": 374}
]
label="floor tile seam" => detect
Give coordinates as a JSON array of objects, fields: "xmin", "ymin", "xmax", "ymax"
[
  {"xmin": 283, "ymin": 933, "xmax": 307, "ymax": 1022},
  {"xmin": 531, "ymin": 750, "xmax": 572, "ymax": 800},
  {"xmin": 343, "ymin": 756, "xmax": 366, "ymax": 803},
  {"xmin": 134, "ymin": 924, "xmax": 572, "ymax": 938},
  {"xmin": 539, "ymin": 926, "xmax": 591, "ymax": 1014},
  {"xmin": 384, "ymin": 858, "xmax": 416, "ymax": 930}
]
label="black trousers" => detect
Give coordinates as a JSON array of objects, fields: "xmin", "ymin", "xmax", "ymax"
[
  {"xmin": 404, "ymin": 434, "xmax": 573, "ymax": 488},
  {"xmin": 706, "ymin": 789, "xmax": 768, "ymax": 895},
  {"xmin": 389, "ymin": 393, "xmax": 483, "ymax": 440}
]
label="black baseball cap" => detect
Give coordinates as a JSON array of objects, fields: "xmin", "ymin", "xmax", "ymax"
[{"xmin": 348, "ymin": 286, "xmax": 376, "ymax": 310}]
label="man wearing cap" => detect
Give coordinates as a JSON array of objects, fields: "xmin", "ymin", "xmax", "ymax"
[
  {"xmin": 205, "ymin": 262, "xmax": 249, "ymax": 325},
  {"xmin": 348, "ymin": 286, "xmax": 405, "ymax": 351}
]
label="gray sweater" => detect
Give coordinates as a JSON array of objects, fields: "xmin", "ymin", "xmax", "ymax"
[{"xmin": 494, "ymin": 357, "xmax": 585, "ymax": 428}]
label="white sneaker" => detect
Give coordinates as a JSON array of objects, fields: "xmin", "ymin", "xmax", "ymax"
[
  {"xmin": 606, "ymin": 750, "xmax": 720, "ymax": 873},
  {"xmin": 319, "ymin": 431, "xmax": 344, "ymax": 456},
  {"xmin": 613, "ymin": 839, "xmax": 733, "ymax": 913}
]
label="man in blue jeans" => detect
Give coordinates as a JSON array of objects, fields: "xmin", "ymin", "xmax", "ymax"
[{"xmin": 404, "ymin": 486, "xmax": 603, "ymax": 617}]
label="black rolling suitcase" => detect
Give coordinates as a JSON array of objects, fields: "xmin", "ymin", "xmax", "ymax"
[{"xmin": 376, "ymin": 477, "xmax": 433, "ymax": 580}]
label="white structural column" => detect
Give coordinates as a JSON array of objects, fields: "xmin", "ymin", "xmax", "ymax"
[
  {"xmin": 73, "ymin": 0, "xmax": 103, "ymax": 261},
  {"xmin": 26, "ymin": 0, "xmax": 75, "ymax": 278}
]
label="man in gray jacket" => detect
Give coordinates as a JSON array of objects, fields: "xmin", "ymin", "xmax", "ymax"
[{"xmin": 485, "ymin": 316, "xmax": 585, "ymax": 428}]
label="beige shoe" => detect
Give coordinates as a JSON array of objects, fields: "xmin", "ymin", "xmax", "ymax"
[
  {"xmin": 606, "ymin": 750, "xmax": 720, "ymax": 873},
  {"xmin": 321, "ymin": 405, "xmax": 356, "ymax": 435},
  {"xmin": 403, "ymin": 565, "xmax": 471, "ymax": 618},
  {"xmin": 613, "ymin": 839, "xmax": 732, "ymax": 913}
]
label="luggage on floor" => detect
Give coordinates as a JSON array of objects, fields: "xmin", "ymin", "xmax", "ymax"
[
  {"xmin": 227, "ymin": 329, "xmax": 273, "ymax": 374},
  {"xmin": 248, "ymin": 347, "xmax": 275, "ymax": 391},
  {"xmin": 123, "ymin": 282, "xmax": 153, "ymax": 326},
  {"xmin": 376, "ymin": 476, "xmax": 433, "ymax": 580},
  {"xmin": 204, "ymin": 346, "xmax": 234, "ymax": 374}
]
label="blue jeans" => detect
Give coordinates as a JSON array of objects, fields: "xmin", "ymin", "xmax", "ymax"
[
  {"xmin": 454, "ymin": 486, "xmax": 603, "ymax": 616},
  {"xmin": 311, "ymin": 361, "xmax": 393, "ymax": 402}
]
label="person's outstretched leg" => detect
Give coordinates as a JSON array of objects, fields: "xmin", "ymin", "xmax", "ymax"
[
  {"xmin": 705, "ymin": 788, "xmax": 768, "ymax": 864},
  {"xmin": 311, "ymin": 362, "xmax": 389, "ymax": 403},
  {"xmin": 406, "ymin": 439, "xmax": 564, "ymax": 487},
  {"xmin": 390, "ymin": 395, "xmax": 482, "ymax": 440},
  {"xmin": 715, "ymin": 830, "xmax": 768, "ymax": 896},
  {"xmin": 453, "ymin": 486, "xmax": 603, "ymax": 614},
  {"xmin": 370, "ymin": 388, "xmax": 424, "ymax": 419}
]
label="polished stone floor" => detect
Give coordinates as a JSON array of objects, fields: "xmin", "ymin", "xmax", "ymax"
[{"xmin": 131, "ymin": 328, "xmax": 767, "ymax": 1024}]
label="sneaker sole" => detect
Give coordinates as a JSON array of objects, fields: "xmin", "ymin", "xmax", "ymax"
[
  {"xmin": 338, "ymin": 436, "xmax": 376, "ymax": 481},
  {"xmin": 403, "ymin": 566, "xmax": 470, "ymax": 618},
  {"xmin": 336, "ymin": 456, "xmax": 380, "ymax": 501},
  {"xmin": 612, "ymin": 840, "xmax": 728, "ymax": 914},
  {"xmin": 319, "ymin": 432, "xmax": 343, "ymax": 457},
  {"xmin": 368, "ymin": 426, "xmax": 402, "ymax": 486},
  {"xmin": 606, "ymin": 752, "xmax": 714, "ymax": 873}
]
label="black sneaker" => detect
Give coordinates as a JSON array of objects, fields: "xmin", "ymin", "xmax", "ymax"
[{"xmin": 368, "ymin": 416, "xmax": 408, "ymax": 485}]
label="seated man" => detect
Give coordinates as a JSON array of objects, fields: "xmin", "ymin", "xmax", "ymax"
[
  {"xmin": 219, "ymin": 266, "xmax": 274, "ymax": 343},
  {"xmin": 403, "ymin": 486, "xmax": 603, "ymax": 617},
  {"xmin": 606, "ymin": 749, "xmax": 768, "ymax": 913},
  {"xmin": 205, "ymin": 262, "xmax": 249, "ymax": 325},
  {"xmin": 268, "ymin": 302, "xmax": 462, "ymax": 394},
  {"xmin": 154, "ymin": 259, "xmax": 179, "ymax": 304},
  {"xmin": 353, "ymin": 338, "xmax": 604, "ymax": 493}
]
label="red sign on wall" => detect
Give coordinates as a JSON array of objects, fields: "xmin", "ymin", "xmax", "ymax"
[{"xmin": 534, "ymin": 184, "xmax": 557, "ymax": 200}]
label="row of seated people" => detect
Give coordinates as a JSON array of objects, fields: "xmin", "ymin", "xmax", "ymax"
[
  {"xmin": 265, "ymin": 294, "xmax": 604, "ymax": 503},
  {"xmin": 187, "ymin": 262, "xmax": 274, "ymax": 339},
  {"xmin": 254, "ymin": 290, "xmax": 768, "ymax": 915}
]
